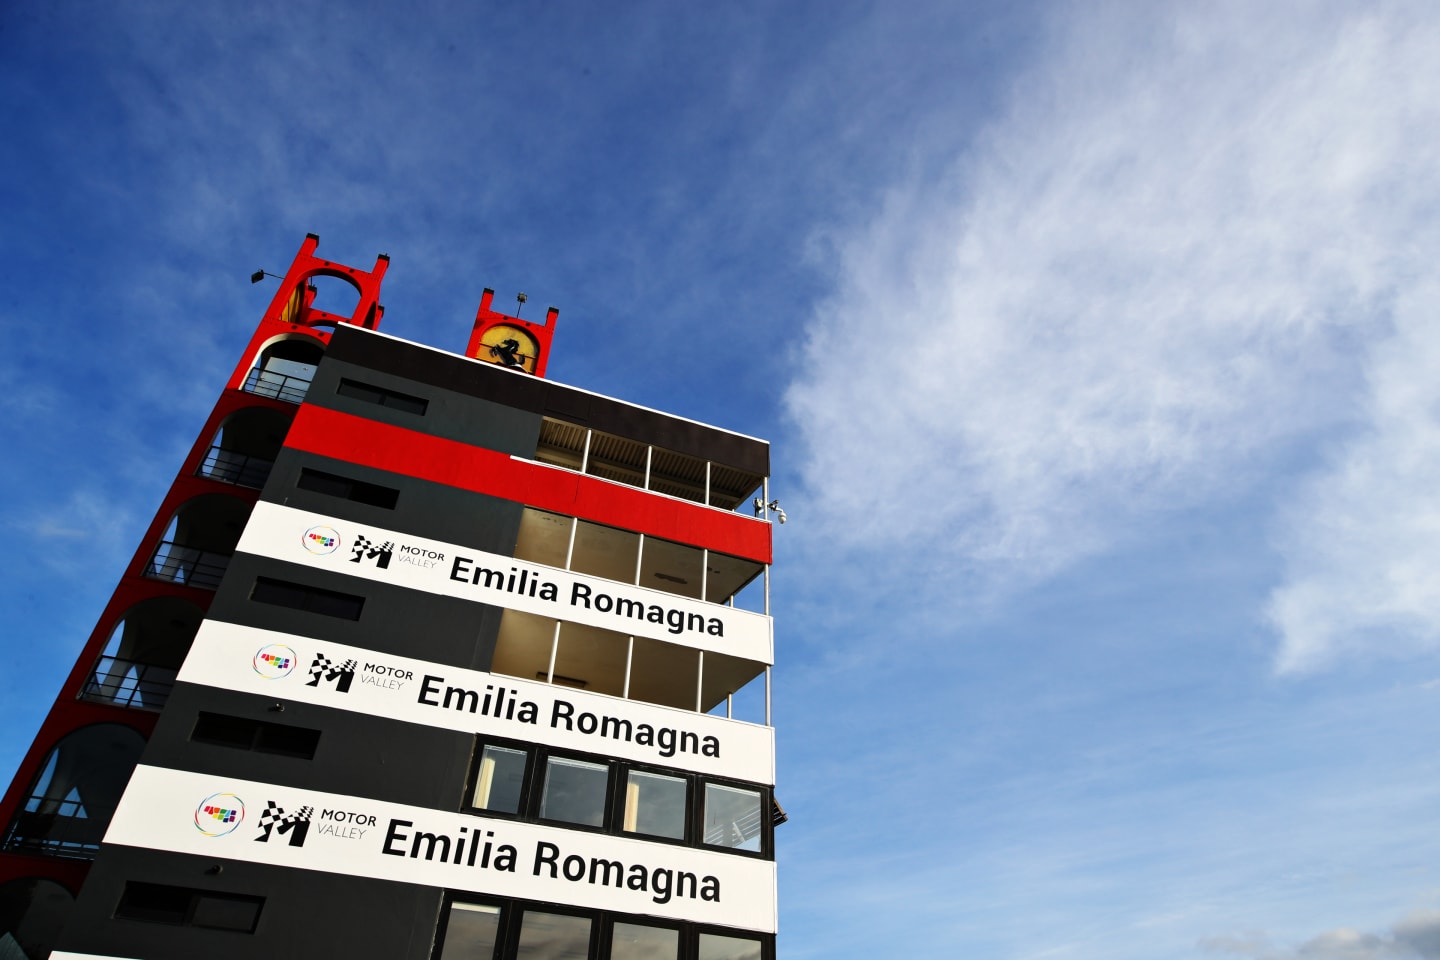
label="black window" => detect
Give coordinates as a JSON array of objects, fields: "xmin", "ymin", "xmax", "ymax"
[
  {"xmin": 115, "ymin": 882, "xmax": 263, "ymax": 933},
  {"xmin": 432, "ymin": 896, "xmax": 774, "ymax": 960},
  {"xmin": 609, "ymin": 920, "xmax": 680, "ymax": 959},
  {"xmin": 436, "ymin": 901, "xmax": 502, "ymax": 958},
  {"xmin": 538, "ymin": 756, "xmax": 609, "ymax": 828},
  {"xmin": 336, "ymin": 378, "xmax": 429, "ymax": 415},
  {"xmin": 471, "ymin": 744, "xmax": 529, "ymax": 815},
  {"xmin": 250, "ymin": 577, "xmax": 364, "ymax": 620},
  {"xmin": 515, "ymin": 909, "xmax": 591, "ymax": 960},
  {"xmin": 191, "ymin": 712, "xmax": 321, "ymax": 759},
  {"xmin": 464, "ymin": 740, "xmax": 770, "ymax": 857},
  {"xmin": 297, "ymin": 468, "xmax": 400, "ymax": 509},
  {"xmin": 620, "ymin": 769, "xmax": 687, "ymax": 841},
  {"xmin": 701, "ymin": 783, "xmax": 764, "ymax": 853}
]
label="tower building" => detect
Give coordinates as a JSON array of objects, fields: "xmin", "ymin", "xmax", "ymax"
[{"xmin": 0, "ymin": 236, "xmax": 780, "ymax": 959}]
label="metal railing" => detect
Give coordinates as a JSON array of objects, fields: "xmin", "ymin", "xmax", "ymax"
[
  {"xmin": 80, "ymin": 656, "xmax": 178, "ymax": 711},
  {"xmin": 242, "ymin": 367, "xmax": 312, "ymax": 404},
  {"xmin": 1, "ymin": 795, "xmax": 109, "ymax": 860},
  {"xmin": 197, "ymin": 445, "xmax": 274, "ymax": 488},
  {"xmin": 704, "ymin": 806, "xmax": 765, "ymax": 848},
  {"xmin": 144, "ymin": 541, "xmax": 230, "ymax": 590}
]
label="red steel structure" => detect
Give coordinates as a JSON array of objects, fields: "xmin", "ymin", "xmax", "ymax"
[
  {"xmin": 0, "ymin": 234, "xmax": 777, "ymax": 960},
  {"xmin": 0, "ymin": 237, "xmax": 391, "ymax": 901}
]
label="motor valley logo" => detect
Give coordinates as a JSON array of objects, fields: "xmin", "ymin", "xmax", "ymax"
[
  {"xmin": 195, "ymin": 793, "xmax": 245, "ymax": 837},
  {"xmin": 255, "ymin": 801, "xmax": 312, "ymax": 847},
  {"xmin": 307, "ymin": 652, "xmax": 357, "ymax": 693},
  {"xmin": 252, "ymin": 643, "xmax": 297, "ymax": 680},
  {"xmin": 346, "ymin": 529, "xmax": 446, "ymax": 571},
  {"xmin": 349, "ymin": 533, "xmax": 394, "ymax": 569},
  {"xmin": 302, "ymin": 525, "xmax": 341, "ymax": 555}
]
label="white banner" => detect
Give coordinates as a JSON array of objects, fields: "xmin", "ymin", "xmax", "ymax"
[
  {"xmin": 105, "ymin": 766, "xmax": 777, "ymax": 933},
  {"xmin": 178, "ymin": 621, "xmax": 775, "ymax": 784},
  {"xmin": 236, "ymin": 503, "xmax": 772, "ymax": 664}
]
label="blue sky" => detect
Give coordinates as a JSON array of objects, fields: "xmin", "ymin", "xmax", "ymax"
[{"xmin": 5, "ymin": 1, "xmax": 1440, "ymax": 957}]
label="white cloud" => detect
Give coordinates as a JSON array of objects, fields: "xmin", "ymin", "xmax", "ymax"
[
  {"xmin": 1200, "ymin": 907, "xmax": 1440, "ymax": 959},
  {"xmin": 786, "ymin": 1, "xmax": 1440, "ymax": 662},
  {"xmin": 1268, "ymin": 277, "xmax": 1440, "ymax": 670}
]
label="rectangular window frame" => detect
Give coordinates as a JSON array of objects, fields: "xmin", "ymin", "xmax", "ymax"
[
  {"xmin": 296, "ymin": 467, "xmax": 400, "ymax": 510},
  {"xmin": 114, "ymin": 881, "xmax": 265, "ymax": 933},
  {"xmin": 613, "ymin": 763, "xmax": 692, "ymax": 847},
  {"xmin": 463, "ymin": 739, "xmax": 773, "ymax": 858},
  {"xmin": 190, "ymin": 711, "xmax": 322, "ymax": 760},
  {"xmin": 467, "ymin": 738, "xmax": 536, "ymax": 819},
  {"xmin": 535, "ymin": 752, "xmax": 614, "ymax": 833},
  {"xmin": 698, "ymin": 778, "xmax": 771, "ymax": 858},
  {"xmin": 336, "ymin": 377, "xmax": 430, "ymax": 416},
  {"xmin": 250, "ymin": 576, "xmax": 366, "ymax": 621},
  {"xmin": 432, "ymin": 894, "xmax": 775, "ymax": 960}
]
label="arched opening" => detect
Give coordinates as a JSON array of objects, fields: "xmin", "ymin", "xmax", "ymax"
[
  {"xmin": 80, "ymin": 596, "xmax": 203, "ymax": 710},
  {"xmin": 0, "ymin": 877, "xmax": 74, "ymax": 960},
  {"xmin": 241, "ymin": 336, "xmax": 325, "ymax": 404},
  {"xmin": 196, "ymin": 406, "xmax": 293, "ymax": 489},
  {"xmin": 306, "ymin": 272, "xmax": 362, "ymax": 319},
  {"xmin": 144, "ymin": 493, "xmax": 252, "ymax": 590},
  {"xmin": 1, "ymin": 724, "xmax": 146, "ymax": 860}
]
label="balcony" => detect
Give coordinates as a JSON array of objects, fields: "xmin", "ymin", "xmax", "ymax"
[
  {"xmin": 197, "ymin": 444, "xmax": 274, "ymax": 488},
  {"xmin": 241, "ymin": 336, "xmax": 324, "ymax": 405},
  {"xmin": 242, "ymin": 367, "xmax": 311, "ymax": 404},
  {"xmin": 1, "ymin": 724, "xmax": 146, "ymax": 862},
  {"xmin": 79, "ymin": 596, "xmax": 199, "ymax": 713},
  {"xmin": 2, "ymin": 794, "xmax": 104, "ymax": 860},
  {"xmin": 144, "ymin": 540, "xmax": 231, "ymax": 590},
  {"xmin": 79, "ymin": 656, "xmax": 178, "ymax": 711},
  {"xmin": 534, "ymin": 417, "xmax": 764, "ymax": 511}
]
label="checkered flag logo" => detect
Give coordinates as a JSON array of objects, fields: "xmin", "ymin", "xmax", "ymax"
[
  {"xmin": 306, "ymin": 653, "xmax": 356, "ymax": 694},
  {"xmin": 255, "ymin": 801, "xmax": 312, "ymax": 847},
  {"xmin": 349, "ymin": 534, "xmax": 394, "ymax": 569}
]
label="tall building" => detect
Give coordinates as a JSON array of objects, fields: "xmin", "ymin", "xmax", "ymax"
[{"xmin": 0, "ymin": 236, "xmax": 780, "ymax": 959}]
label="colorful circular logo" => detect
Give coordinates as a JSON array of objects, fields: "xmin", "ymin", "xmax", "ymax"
[
  {"xmin": 252, "ymin": 644, "xmax": 297, "ymax": 680},
  {"xmin": 194, "ymin": 793, "xmax": 245, "ymax": 837},
  {"xmin": 302, "ymin": 525, "xmax": 341, "ymax": 555}
]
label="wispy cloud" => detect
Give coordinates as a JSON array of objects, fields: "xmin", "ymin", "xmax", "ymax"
[
  {"xmin": 1268, "ymin": 275, "xmax": 1440, "ymax": 670},
  {"xmin": 1202, "ymin": 907, "xmax": 1440, "ymax": 959},
  {"xmin": 785, "ymin": 1, "xmax": 1440, "ymax": 669}
]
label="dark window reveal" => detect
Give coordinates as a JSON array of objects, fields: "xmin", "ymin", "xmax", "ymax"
[
  {"xmin": 115, "ymin": 882, "xmax": 263, "ymax": 932},
  {"xmin": 297, "ymin": 467, "xmax": 400, "ymax": 509},
  {"xmin": 191, "ymin": 712, "xmax": 321, "ymax": 759},
  {"xmin": 336, "ymin": 378, "xmax": 429, "ymax": 415},
  {"xmin": 432, "ymin": 895, "xmax": 774, "ymax": 960},
  {"xmin": 250, "ymin": 577, "xmax": 364, "ymax": 620}
]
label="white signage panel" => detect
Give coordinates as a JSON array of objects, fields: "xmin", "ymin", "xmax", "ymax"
[
  {"xmin": 236, "ymin": 503, "xmax": 773, "ymax": 664},
  {"xmin": 178, "ymin": 621, "xmax": 775, "ymax": 784},
  {"xmin": 105, "ymin": 766, "xmax": 777, "ymax": 934}
]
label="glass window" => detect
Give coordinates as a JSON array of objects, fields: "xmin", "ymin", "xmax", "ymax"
[
  {"xmin": 438, "ymin": 902, "xmax": 500, "ymax": 959},
  {"xmin": 515, "ymin": 910, "xmax": 590, "ymax": 960},
  {"xmin": 622, "ymin": 770, "xmax": 687, "ymax": 840},
  {"xmin": 697, "ymin": 932, "xmax": 763, "ymax": 960},
  {"xmin": 472, "ymin": 745, "xmax": 527, "ymax": 815},
  {"xmin": 609, "ymin": 921, "xmax": 679, "ymax": 959},
  {"xmin": 703, "ymin": 783, "xmax": 763, "ymax": 852},
  {"xmin": 540, "ymin": 757, "xmax": 608, "ymax": 827}
]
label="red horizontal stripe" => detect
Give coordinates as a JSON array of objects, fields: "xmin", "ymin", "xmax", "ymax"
[{"xmin": 284, "ymin": 405, "xmax": 772, "ymax": 564}]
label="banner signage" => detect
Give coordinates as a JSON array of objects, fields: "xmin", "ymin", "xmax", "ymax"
[
  {"xmin": 178, "ymin": 621, "xmax": 775, "ymax": 784},
  {"xmin": 235, "ymin": 503, "xmax": 772, "ymax": 664},
  {"xmin": 105, "ymin": 766, "xmax": 777, "ymax": 933}
]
